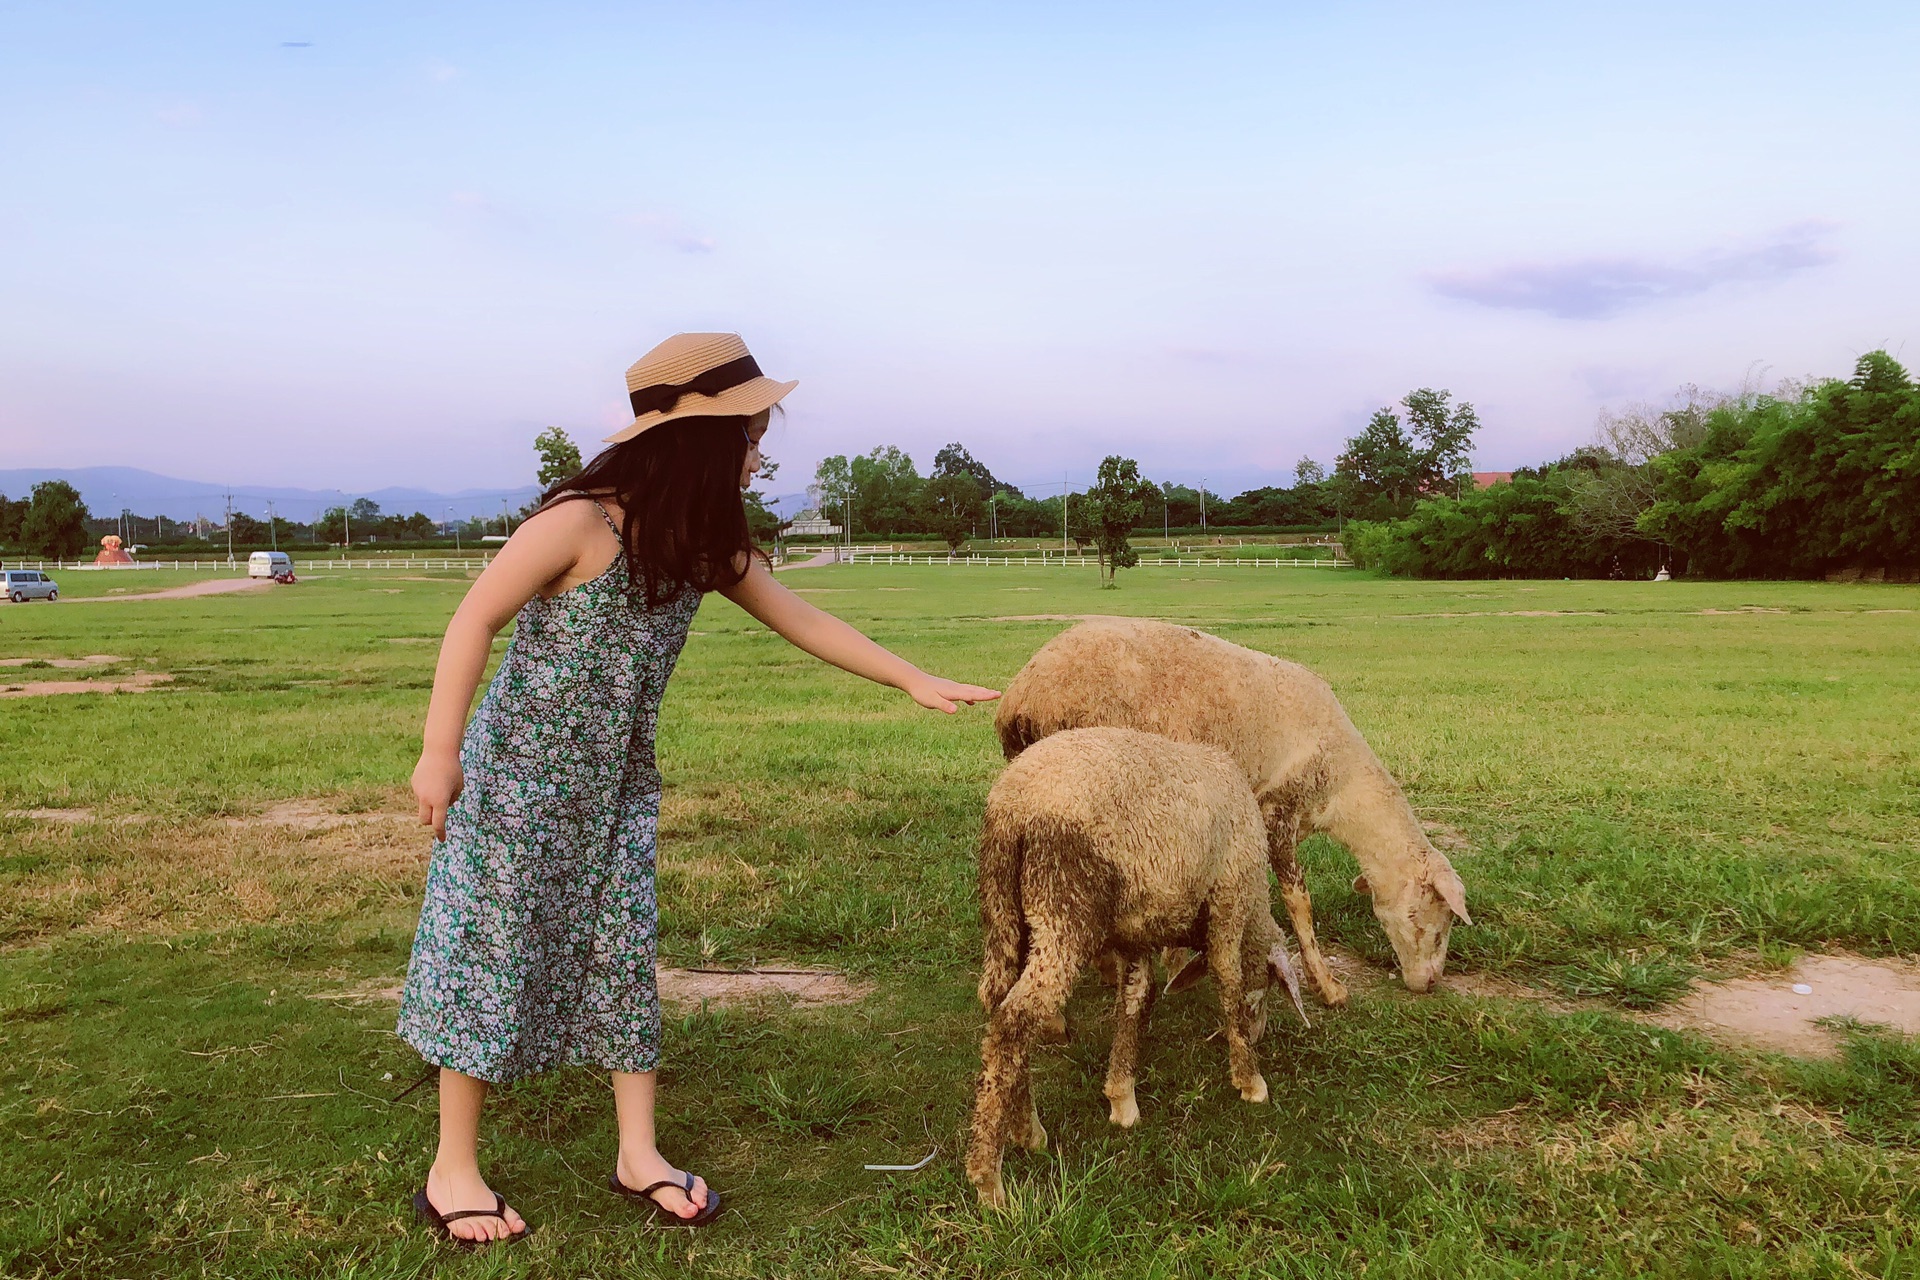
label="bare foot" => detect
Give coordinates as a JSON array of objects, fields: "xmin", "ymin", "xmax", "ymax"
[
  {"xmin": 617, "ymin": 1147, "xmax": 710, "ymax": 1220},
  {"xmin": 425, "ymin": 1163, "xmax": 527, "ymax": 1243}
]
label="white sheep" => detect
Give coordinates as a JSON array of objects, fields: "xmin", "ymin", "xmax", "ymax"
[
  {"xmin": 968, "ymin": 726, "xmax": 1306, "ymax": 1209},
  {"xmin": 995, "ymin": 617, "xmax": 1470, "ymax": 1002}
]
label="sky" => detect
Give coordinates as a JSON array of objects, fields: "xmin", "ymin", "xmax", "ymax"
[{"xmin": 2, "ymin": 0, "xmax": 1915, "ymax": 506}]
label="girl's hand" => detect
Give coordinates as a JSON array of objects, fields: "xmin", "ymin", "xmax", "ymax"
[
  {"xmin": 413, "ymin": 752, "xmax": 465, "ymax": 840},
  {"xmin": 905, "ymin": 675, "xmax": 1001, "ymax": 714}
]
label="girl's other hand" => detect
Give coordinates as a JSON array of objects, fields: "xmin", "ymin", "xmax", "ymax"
[
  {"xmin": 906, "ymin": 675, "xmax": 1001, "ymax": 715},
  {"xmin": 413, "ymin": 752, "xmax": 465, "ymax": 839}
]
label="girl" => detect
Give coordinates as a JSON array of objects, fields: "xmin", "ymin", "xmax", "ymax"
[{"xmin": 398, "ymin": 333, "xmax": 998, "ymax": 1245}]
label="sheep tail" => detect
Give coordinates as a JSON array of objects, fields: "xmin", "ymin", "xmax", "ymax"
[{"xmin": 976, "ymin": 808, "xmax": 1027, "ymax": 1013}]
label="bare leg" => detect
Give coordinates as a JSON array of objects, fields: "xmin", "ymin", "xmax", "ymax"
[
  {"xmin": 611, "ymin": 1070, "xmax": 709, "ymax": 1220},
  {"xmin": 425, "ymin": 1068, "xmax": 527, "ymax": 1243},
  {"xmin": 1264, "ymin": 807, "xmax": 1348, "ymax": 1008},
  {"xmin": 1103, "ymin": 956, "xmax": 1155, "ymax": 1127}
]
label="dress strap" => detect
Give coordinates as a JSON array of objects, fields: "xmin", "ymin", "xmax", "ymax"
[{"xmin": 589, "ymin": 500, "xmax": 621, "ymax": 538}]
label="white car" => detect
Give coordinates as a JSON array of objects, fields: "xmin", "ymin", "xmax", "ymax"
[{"xmin": 3, "ymin": 570, "xmax": 58, "ymax": 602}]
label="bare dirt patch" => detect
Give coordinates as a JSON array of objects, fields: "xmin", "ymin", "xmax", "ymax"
[
  {"xmin": 1423, "ymin": 821, "xmax": 1471, "ymax": 853},
  {"xmin": 1644, "ymin": 954, "xmax": 1920, "ymax": 1057},
  {"xmin": 4, "ymin": 808, "xmax": 148, "ymax": 826},
  {"xmin": 224, "ymin": 800, "xmax": 416, "ymax": 832},
  {"xmin": 1393, "ymin": 610, "xmax": 1606, "ymax": 619},
  {"xmin": 1698, "ymin": 606, "xmax": 1789, "ymax": 615},
  {"xmin": 988, "ymin": 613, "xmax": 1140, "ymax": 623},
  {"xmin": 658, "ymin": 967, "xmax": 874, "ymax": 1008},
  {"xmin": 0, "ymin": 672, "xmax": 173, "ymax": 698},
  {"xmin": 0, "ymin": 655, "xmax": 121, "ymax": 668},
  {"xmin": 1445, "ymin": 953, "xmax": 1920, "ymax": 1057},
  {"xmin": 69, "ymin": 578, "xmax": 270, "ymax": 603}
]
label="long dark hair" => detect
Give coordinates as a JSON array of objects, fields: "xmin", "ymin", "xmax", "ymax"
[{"xmin": 540, "ymin": 415, "xmax": 762, "ymax": 606}]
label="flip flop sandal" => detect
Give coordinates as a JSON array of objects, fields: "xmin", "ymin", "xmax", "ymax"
[
  {"xmin": 609, "ymin": 1169, "xmax": 724, "ymax": 1227},
  {"xmin": 413, "ymin": 1188, "xmax": 531, "ymax": 1250}
]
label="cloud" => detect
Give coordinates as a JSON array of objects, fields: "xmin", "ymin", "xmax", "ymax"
[
  {"xmin": 427, "ymin": 61, "xmax": 461, "ymax": 84},
  {"xmin": 1430, "ymin": 221, "xmax": 1838, "ymax": 319}
]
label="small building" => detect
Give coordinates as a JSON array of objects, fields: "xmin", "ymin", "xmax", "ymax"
[
  {"xmin": 781, "ymin": 511, "xmax": 842, "ymax": 538},
  {"xmin": 1472, "ymin": 471, "xmax": 1513, "ymax": 488}
]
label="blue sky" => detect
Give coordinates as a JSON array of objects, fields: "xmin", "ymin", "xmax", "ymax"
[{"xmin": 2, "ymin": 1, "xmax": 1914, "ymax": 502}]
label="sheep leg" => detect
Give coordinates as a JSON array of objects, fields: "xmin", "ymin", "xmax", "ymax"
[
  {"xmin": 1263, "ymin": 805, "xmax": 1349, "ymax": 1009},
  {"xmin": 966, "ymin": 936, "xmax": 1079, "ymax": 1208},
  {"xmin": 1103, "ymin": 956, "xmax": 1155, "ymax": 1127},
  {"xmin": 1206, "ymin": 907, "xmax": 1267, "ymax": 1104}
]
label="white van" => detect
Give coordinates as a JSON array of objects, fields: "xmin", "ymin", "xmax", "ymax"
[{"xmin": 248, "ymin": 551, "xmax": 294, "ymax": 578}]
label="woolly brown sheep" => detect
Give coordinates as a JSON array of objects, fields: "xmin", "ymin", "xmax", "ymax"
[
  {"xmin": 995, "ymin": 618, "xmax": 1470, "ymax": 1002},
  {"xmin": 968, "ymin": 727, "xmax": 1305, "ymax": 1209}
]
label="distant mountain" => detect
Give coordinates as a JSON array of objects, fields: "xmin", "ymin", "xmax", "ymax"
[{"xmin": 0, "ymin": 466, "xmax": 544, "ymax": 523}]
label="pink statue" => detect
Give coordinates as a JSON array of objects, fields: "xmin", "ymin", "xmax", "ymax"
[{"xmin": 94, "ymin": 535, "xmax": 135, "ymax": 566}]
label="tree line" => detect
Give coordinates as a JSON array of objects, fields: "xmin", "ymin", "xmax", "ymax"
[{"xmin": 1347, "ymin": 352, "xmax": 1919, "ymax": 580}]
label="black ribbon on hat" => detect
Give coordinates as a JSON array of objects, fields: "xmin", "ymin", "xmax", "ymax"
[{"xmin": 628, "ymin": 354, "xmax": 763, "ymax": 419}]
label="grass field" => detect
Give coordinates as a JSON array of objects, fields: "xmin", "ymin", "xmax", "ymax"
[{"xmin": 3, "ymin": 565, "xmax": 1918, "ymax": 1278}]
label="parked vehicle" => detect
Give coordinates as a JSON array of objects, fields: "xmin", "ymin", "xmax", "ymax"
[
  {"xmin": 248, "ymin": 551, "xmax": 294, "ymax": 579},
  {"xmin": 3, "ymin": 570, "xmax": 58, "ymax": 602}
]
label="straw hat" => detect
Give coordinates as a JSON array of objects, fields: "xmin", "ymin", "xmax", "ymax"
[{"xmin": 604, "ymin": 332, "xmax": 797, "ymax": 443}]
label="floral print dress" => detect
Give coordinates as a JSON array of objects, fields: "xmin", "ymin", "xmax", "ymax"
[{"xmin": 397, "ymin": 501, "xmax": 701, "ymax": 1084}]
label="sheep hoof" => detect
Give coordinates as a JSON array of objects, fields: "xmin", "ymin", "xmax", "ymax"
[
  {"xmin": 1318, "ymin": 979, "xmax": 1351, "ymax": 1009},
  {"xmin": 1107, "ymin": 1092, "xmax": 1140, "ymax": 1128},
  {"xmin": 973, "ymin": 1177, "xmax": 1009, "ymax": 1210},
  {"xmin": 1018, "ymin": 1106, "xmax": 1048, "ymax": 1151},
  {"xmin": 1239, "ymin": 1074, "xmax": 1269, "ymax": 1104}
]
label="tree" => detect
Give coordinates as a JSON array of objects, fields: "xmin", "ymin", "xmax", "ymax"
[
  {"xmin": 744, "ymin": 457, "xmax": 783, "ymax": 544},
  {"xmin": 349, "ymin": 497, "xmax": 382, "ymax": 522},
  {"xmin": 1335, "ymin": 388, "xmax": 1480, "ymax": 519},
  {"xmin": 932, "ymin": 443, "xmax": 1018, "ymax": 500},
  {"xmin": 21, "ymin": 481, "xmax": 89, "ymax": 557},
  {"xmin": 535, "ymin": 426, "xmax": 584, "ymax": 489},
  {"xmin": 923, "ymin": 472, "xmax": 982, "ymax": 551},
  {"xmin": 1565, "ymin": 388, "xmax": 1719, "ymax": 546},
  {"xmin": 315, "ymin": 507, "xmax": 349, "ymax": 543},
  {"xmin": 227, "ymin": 512, "xmax": 267, "ymax": 543},
  {"xmin": 0, "ymin": 493, "xmax": 29, "ymax": 548},
  {"xmin": 809, "ymin": 456, "xmax": 853, "ymax": 529},
  {"xmin": 1294, "ymin": 457, "xmax": 1327, "ymax": 486},
  {"xmin": 1080, "ymin": 456, "xmax": 1158, "ymax": 586}
]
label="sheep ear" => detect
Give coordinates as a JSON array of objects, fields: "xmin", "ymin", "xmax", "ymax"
[
  {"xmin": 1427, "ymin": 864, "xmax": 1472, "ymax": 924},
  {"xmin": 1165, "ymin": 952, "xmax": 1210, "ymax": 995},
  {"xmin": 1266, "ymin": 943, "xmax": 1309, "ymax": 1026},
  {"xmin": 1351, "ymin": 874, "xmax": 1372, "ymax": 895}
]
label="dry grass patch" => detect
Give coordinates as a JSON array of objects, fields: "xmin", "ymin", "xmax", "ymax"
[{"xmin": 1, "ymin": 818, "xmax": 424, "ymax": 947}]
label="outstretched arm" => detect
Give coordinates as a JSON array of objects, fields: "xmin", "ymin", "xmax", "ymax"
[{"xmin": 719, "ymin": 559, "xmax": 999, "ymax": 713}]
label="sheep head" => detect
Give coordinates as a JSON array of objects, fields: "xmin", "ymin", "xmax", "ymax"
[
  {"xmin": 1164, "ymin": 914, "xmax": 1310, "ymax": 1040},
  {"xmin": 1352, "ymin": 854, "xmax": 1469, "ymax": 993}
]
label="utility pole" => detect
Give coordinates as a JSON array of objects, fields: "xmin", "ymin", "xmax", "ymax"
[
  {"xmin": 448, "ymin": 507, "xmax": 459, "ymax": 552},
  {"xmin": 1062, "ymin": 471, "xmax": 1069, "ymax": 557},
  {"xmin": 339, "ymin": 493, "xmax": 352, "ymax": 549},
  {"xmin": 1200, "ymin": 478, "xmax": 1208, "ymax": 536},
  {"xmin": 267, "ymin": 500, "xmax": 278, "ymax": 551},
  {"xmin": 224, "ymin": 489, "xmax": 235, "ymax": 564},
  {"xmin": 500, "ymin": 498, "xmax": 510, "ymax": 536}
]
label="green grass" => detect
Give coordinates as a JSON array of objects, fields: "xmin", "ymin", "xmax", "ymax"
[{"xmin": 2, "ymin": 566, "xmax": 1918, "ymax": 1277}]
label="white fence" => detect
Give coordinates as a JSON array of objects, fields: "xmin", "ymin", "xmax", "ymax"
[
  {"xmin": 846, "ymin": 553, "xmax": 1353, "ymax": 568},
  {"xmin": 0, "ymin": 555, "xmax": 495, "ymax": 573}
]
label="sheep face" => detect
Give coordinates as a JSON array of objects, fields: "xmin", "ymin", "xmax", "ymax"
[{"xmin": 1353, "ymin": 860, "xmax": 1470, "ymax": 993}]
